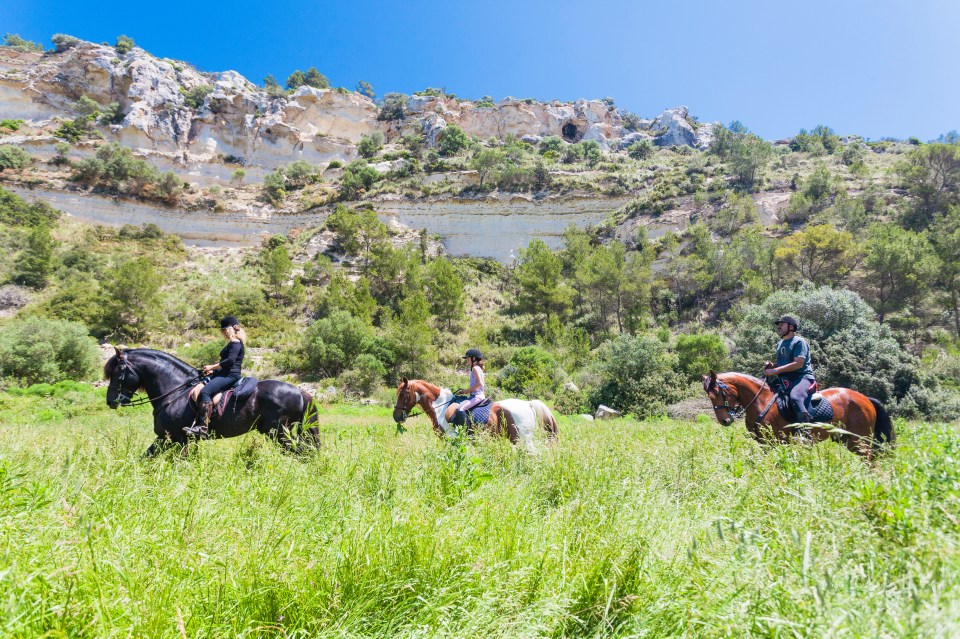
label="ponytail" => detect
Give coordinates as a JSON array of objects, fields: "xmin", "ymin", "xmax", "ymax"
[{"xmin": 234, "ymin": 326, "xmax": 247, "ymax": 343}]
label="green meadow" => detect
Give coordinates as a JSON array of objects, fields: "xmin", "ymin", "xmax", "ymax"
[{"xmin": 1, "ymin": 383, "xmax": 958, "ymax": 638}]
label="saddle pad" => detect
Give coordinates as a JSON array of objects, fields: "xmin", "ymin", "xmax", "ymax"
[
  {"xmin": 777, "ymin": 394, "xmax": 835, "ymax": 423},
  {"xmin": 810, "ymin": 396, "xmax": 835, "ymax": 422},
  {"xmin": 469, "ymin": 403, "xmax": 491, "ymax": 425}
]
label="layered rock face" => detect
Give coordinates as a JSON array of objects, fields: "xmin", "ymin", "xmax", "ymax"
[{"xmin": 0, "ymin": 40, "xmax": 715, "ymax": 174}]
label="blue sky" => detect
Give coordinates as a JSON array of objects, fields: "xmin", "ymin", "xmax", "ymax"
[{"xmin": 3, "ymin": 0, "xmax": 958, "ymax": 141}]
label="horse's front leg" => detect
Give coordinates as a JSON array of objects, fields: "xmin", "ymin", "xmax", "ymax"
[{"xmin": 143, "ymin": 437, "xmax": 166, "ymax": 458}]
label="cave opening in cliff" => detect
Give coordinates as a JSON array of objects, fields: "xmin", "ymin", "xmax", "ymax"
[{"xmin": 561, "ymin": 122, "xmax": 583, "ymax": 143}]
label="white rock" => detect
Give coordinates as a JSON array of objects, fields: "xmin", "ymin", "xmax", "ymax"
[{"xmin": 594, "ymin": 404, "xmax": 623, "ymax": 420}]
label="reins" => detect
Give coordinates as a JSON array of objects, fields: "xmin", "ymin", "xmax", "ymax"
[
  {"xmin": 117, "ymin": 372, "xmax": 202, "ymax": 408},
  {"xmin": 713, "ymin": 376, "xmax": 768, "ymax": 421}
]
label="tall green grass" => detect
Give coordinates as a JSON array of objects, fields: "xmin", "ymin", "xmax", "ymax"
[{"xmin": 0, "ymin": 386, "xmax": 958, "ymax": 637}]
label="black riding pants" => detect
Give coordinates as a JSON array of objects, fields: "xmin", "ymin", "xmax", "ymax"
[
  {"xmin": 786, "ymin": 377, "xmax": 815, "ymax": 421},
  {"xmin": 199, "ymin": 374, "xmax": 240, "ymax": 403}
]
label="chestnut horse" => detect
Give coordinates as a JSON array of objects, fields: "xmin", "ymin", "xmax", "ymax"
[
  {"xmin": 702, "ymin": 371, "xmax": 895, "ymax": 458},
  {"xmin": 392, "ymin": 378, "xmax": 558, "ymax": 451}
]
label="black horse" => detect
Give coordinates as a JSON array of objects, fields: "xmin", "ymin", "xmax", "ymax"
[{"xmin": 105, "ymin": 347, "xmax": 319, "ymax": 456}]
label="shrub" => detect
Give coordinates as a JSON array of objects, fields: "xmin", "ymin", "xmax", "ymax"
[
  {"xmin": 3, "ymin": 34, "xmax": 43, "ymax": 52},
  {"xmin": 586, "ymin": 334, "xmax": 687, "ymax": 418},
  {"xmin": 0, "ymin": 187, "xmax": 59, "ymax": 226},
  {"xmin": 497, "ymin": 346, "xmax": 563, "ymax": 398},
  {"xmin": 0, "ymin": 145, "xmax": 31, "ymax": 171},
  {"xmin": 285, "ymin": 67, "xmax": 329, "ymax": 90},
  {"xmin": 51, "ymin": 34, "xmax": 81, "ymax": 53},
  {"xmin": 299, "ymin": 310, "xmax": 381, "ymax": 377},
  {"xmin": 539, "ymin": 136, "xmax": 564, "ymax": 155},
  {"xmin": 114, "ymin": 35, "xmax": 134, "ymax": 55},
  {"xmin": 675, "ymin": 333, "xmax": 729, "ymax": 383},
  {"xmin": 357, "ymin": 131, "xmax": 385, "ymax": 159},
  {"xmin": 262, "ymin": 168, "xmax": 287, "ymax": 203},
  {"xmin": 182, "ymin": 84, "xmax": 213, "ymax": 109},
  {"xmin": 377, "ymin": 93, "xmax": 407, "ymax": 121},
  {"xmin": 438, "ymin": 124, "xmax": 469, "ymax": 156},
  {"xmin": 732, "ymin": 285, "xmax": 934, "ymax": 413},
  {"xmin": 0, "ymin": 317, "xmax": 99, "ymax": 385},
  {"xmin": 627, "ymin": 140, "xmax": 654, "ymax": 160},
  {"xmin": 340, "ymin": 353, "xmax": 387, "ymax": 397},
  {"xmin": 338, "ymin": 160, "xmax": 380, "ymax": 200},
  {"xmin": 0, "ymin": 119, "xmax": 24, "ymax": 132}
]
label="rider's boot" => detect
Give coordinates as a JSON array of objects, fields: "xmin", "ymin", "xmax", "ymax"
[{"xmin": 185, "ymin": 400, "xmax": 213, "ymax": 439}]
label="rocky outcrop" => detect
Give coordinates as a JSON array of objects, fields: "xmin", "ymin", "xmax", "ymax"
[
  {"xmin": 0, "ymin": 39, "xmax": 715, "ymax": 171},
  {"xmin": 648, "ymin": 106, "xmax": 716, "ymax": 150},
  {"xmin": 404, "ymin": 95, "xmax": 623, "ymax": 149}
]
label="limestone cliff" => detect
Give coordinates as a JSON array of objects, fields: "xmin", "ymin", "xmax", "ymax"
[{"xmin": 0, "ymin": 38, "xmax": 715, "ymax": 175}]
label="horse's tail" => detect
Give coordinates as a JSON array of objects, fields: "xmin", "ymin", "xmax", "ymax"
[
  {"xmin": 299, "ymin": 391, "xmax": 321, "ymax": 448},
  {"xmin": 529, "ymin": 400, "xmax": 558, "ymax": 440},
  {"xmin": 870, "ymin": 398, "xmax": 895, "ymax": 450}
]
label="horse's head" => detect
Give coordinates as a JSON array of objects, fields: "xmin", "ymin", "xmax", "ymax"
[
  {"xmin": 393, "ymin": 377, "xmax": 419, "ymax": 424},
  {"xmin": 105, "ymin": 346, "xmax": 141, "ymax": 409},
  {"xmin": 703, "ymin": 370, "xmax": 741, "ymax": 426}
]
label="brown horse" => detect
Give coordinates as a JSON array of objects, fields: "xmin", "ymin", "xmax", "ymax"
[
  {"xmin": 702, "ymin": 371, "xmax": 895, "ymax": 458},
  {"xmin": 392, "ymin": 378, "xmax": 558, "ymax": 451}
]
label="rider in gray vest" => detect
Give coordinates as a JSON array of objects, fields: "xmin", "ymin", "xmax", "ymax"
[{"xmin": 763, "ymin": 315, "xmax": 816, "ymax": 423}]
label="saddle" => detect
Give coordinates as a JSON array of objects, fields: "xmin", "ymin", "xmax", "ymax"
[
  {"xmin": 773, "ymin": 379, "xmax": 834, "ymax": 424},
  {"xmin": 189, "ymin": 377, "xmax": 258, "ymax": 420},
  {"xmin": 450, "ymin": 396, "xmax": 492, "ymax": 428}
]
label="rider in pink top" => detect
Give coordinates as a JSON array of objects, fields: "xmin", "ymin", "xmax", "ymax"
[{"xmin": 456, "ymin": 348, "xmax": 486, "ymax": 416}]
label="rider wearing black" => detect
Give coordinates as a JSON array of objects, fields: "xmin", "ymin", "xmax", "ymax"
[
  {"xmin": 763, "ymin": 315, "xmax": 816, "ymax": 423},
  {"xmin": 184, "ymin": 316, "xmax": 245, "ymax": 439}
]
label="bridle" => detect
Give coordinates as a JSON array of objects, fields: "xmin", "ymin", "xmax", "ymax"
[
  {"xmin": 393, "ymin": 386, "xmax": 421, "ymax": 422},
  {"xmin": 112, "ymin": 358, "xmax": 200, "ymax": 408},
  {"xmin": 710, "ymin": 378, "xmax": 767, "ymax": 422},
  {"xmin": 393, "ymin": 384, "xmax": 456, "ymax": 423}
]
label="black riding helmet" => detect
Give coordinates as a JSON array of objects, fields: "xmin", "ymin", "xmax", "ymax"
[
  {"xmin": 463, "ymin": 348, "xmax": 483, "ymax": 360},
  {"xmin": 220, "ymin": 315, "xmax": 241, "ymax": 330},
  {"xmin": 774, "ymin": 315, "xmax": 799, "ymax": 330}
]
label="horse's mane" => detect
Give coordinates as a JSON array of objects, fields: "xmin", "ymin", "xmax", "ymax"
[
  {"xmin": 719, "ymin": 371, "xmax": 764, "ymax": 385},
  {"xmin": 104, "ymin": 348, "xmax": 197, "ymax": 379},
  {"xmin": 404, "ymin": 379, "xmax": 444, "ymax": 396}
]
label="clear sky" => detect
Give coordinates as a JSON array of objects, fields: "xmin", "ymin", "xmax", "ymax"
[{"xmin": 3, "ymin": 0, "xmax": 958, "ymax": 141}]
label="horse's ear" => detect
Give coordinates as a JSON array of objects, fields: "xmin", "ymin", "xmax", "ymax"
[
  {"xmin": 704, "ymin": 370, "xmax": 717, "ymax": 393},
  {"xmin": 400, "ymin": 376, "xmax": 408, "ymax": 386},
  {"xmin": 114, "ymin": 344, "xmax": 124, "ymax": 358}
]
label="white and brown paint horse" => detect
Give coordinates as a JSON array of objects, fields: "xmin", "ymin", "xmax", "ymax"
[{"xmin": 393, "ymin": 378, "xmax": 558, "ymax": 451}]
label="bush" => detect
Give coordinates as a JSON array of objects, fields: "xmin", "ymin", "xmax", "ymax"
[
  {"xmin": 586, "ymin": 334, "xmax": 687, "ymax": 418},
  {"xmin": 732, "ymin": 285, "xmax": 933, "ymax": 412},
  {"xmin": 675, "ymin": 333, "xmax": 729, "ymax": 383},
  {"xmin": 0, "ymin": 145, "xmax": 31, "ymax": 171},
  {"xmin": 357, "ymin": 132, "xmax": 385, "ymax": 159},
  {"xmin": 438, "ymin": 124, "xmax": 469, "ymax": 156},
  {"xmin": 0, "ymin": 187, "xmax": 59, "ymax": 227},
  {"xmin": 0, "ymin": 119, "xmax": 24, "ymax": 132},
  {"xmin": 182, "ymin": 85, "xmax": 213, "ymax": 109},
  {"xmin": 377, "ymin": 93, "xmax": 407, "ymax": 121},
  {"xmin": 0, "ymin": 317, "xmax": 99, "ymax": 385},
  {"xmin": 627, "ymin": 140, "xmax": 654, "ymax": 160},
  {"xmin": 3, "ymin": 34, "xmax": 43, "ymax": 52},
  {"xmin": 51, "ymin": 34, "xmax": 80, "ymax": 52},
  {"xmin": 114, "ymin": 35, "xmax": 134, "ymax": 55},
  {"xmin": 285, "ymin": 67, "xmax": 329, "ymax": 90},
  {"xmin": 338, "ymin": 160, "xmax": 380, "ymax": 200},
  {"xmin": 340, "ymin": 353, "xmax": 387, "ymax": 397},
  {"xmin": 299, "ymin": 310, "xmax": 381, "ymax": 377},
  {"xmin": 496, "ymin": 346, "xmax": 563, "ymax": 398}
]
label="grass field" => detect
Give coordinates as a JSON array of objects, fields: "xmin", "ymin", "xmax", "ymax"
[{"xmin": 1, "ymin": 383, "xmax": 958, "ymax": 638}]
